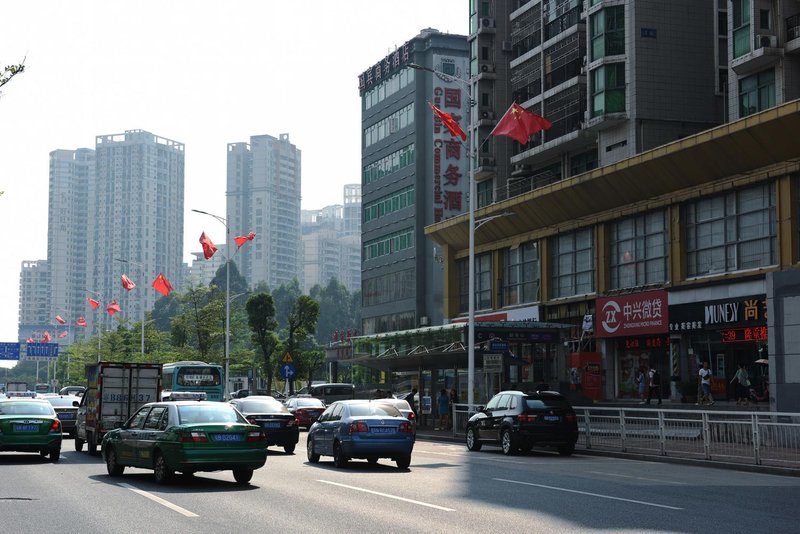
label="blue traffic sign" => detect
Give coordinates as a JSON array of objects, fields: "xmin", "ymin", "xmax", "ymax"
[
  {"xmin": 279, "ymin": 363, "xmax": 296, "ymax": 380},
  {"xmin": 0, "ymin": 342, "xmax": 21, "ymax": 360},
  {"xmin": 26, "ymin": 343, "xmax": 59, "ymax": 359}
]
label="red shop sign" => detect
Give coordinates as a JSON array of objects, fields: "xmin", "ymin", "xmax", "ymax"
[{"xmin": 596, "ymin": 290, "xmax": 669, "ymax": 338}]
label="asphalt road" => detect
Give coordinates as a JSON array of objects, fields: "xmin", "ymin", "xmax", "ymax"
[{"xmin": 3, "ymin": 434, "xmax": 799, "ymax": 533}]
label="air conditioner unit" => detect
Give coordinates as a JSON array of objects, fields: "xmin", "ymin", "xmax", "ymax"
[
  {"xmin": 758, "ymin": 34, "xmax": 778, "ymax": 48},
  {"xmin": 481, "ymin": 110, "xmax": 494, "ymax": 120},
  {"xmin": 481, "ymin": 17, "xmax": 495, "ymax": 28},
  {"xmin": 481, "ymin": 157, "xmax": 496, "ymax": 166},
  {"xmin": 501, "ymin": 40, "xmax": 513, "ymax": 52},
  {"xmin": 480, "ymin": 63, "xmax": 495, "ymax": 73}
]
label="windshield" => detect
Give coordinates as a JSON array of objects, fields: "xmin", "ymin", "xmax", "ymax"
[
  {"xmin": 236, "ymin": 399, "xmax": 287, "ymax": 413},
  {"xmin": 0, "ymin": 401, "xmax": 55, "ymax": 415},
  {"xmin": 176, "ymin": 367, "xmax": 221, "ymax": 387},
  {"xmin": 45, "ymin": 396, "xmax": 79, "ymax": 407},
  {"xmin": 348, "ymin": 403, "xmax": 402, "ymax": 417},
  {"xmin": 178, "ymin": 404, "xmax": 244, "ymax": 424}
]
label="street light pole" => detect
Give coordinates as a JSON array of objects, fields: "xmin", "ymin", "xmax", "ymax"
[
  {"xmin": 408, "ymin": 62, "xmax": 477, "ymax": 408},
  {"xmin": 192, "ymin": 209, "xmax": 232, "ymax": 401},
  {"xmin": 115, "ymin": 258, "xmax": 146, "ymax": 360},
  {"xmin": 85, "ymin": 289, "xmax": 105, "ymax": 362}
]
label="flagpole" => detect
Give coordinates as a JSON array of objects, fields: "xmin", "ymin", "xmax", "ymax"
[{"xmin": 116, "ymin": 258, "xmax": 146, "ymax": 360}]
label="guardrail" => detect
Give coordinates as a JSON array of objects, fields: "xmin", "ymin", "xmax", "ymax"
[{"xmin": 451, "ymin": 405, "xmax": 800, "ymax": 469}]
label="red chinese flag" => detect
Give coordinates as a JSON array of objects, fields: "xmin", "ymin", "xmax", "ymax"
[
  {"xmin": 26, "ymin": 337, "xmax": 34, "ymax": 344},
  {"xmin": 121, "ymin": 274, "xmax": 136, "ymax": 291},
  {"xmin": 152, "ymin": 273, "xmax": 174, "ymax": 296},
  {"xmin": 106, "ymin": 300, "xmax": 121, "ymax": 316},
  {"xmin": 42, "ymin": 331, "xmax": 51, "ymax": 343},
  {"xmin": 199, "ymin": 232, "xmax": 218, "ymax": 260},
  {"xmin": 55, "ymin": 315, "xmax": 66, "ymax": 325},
  {"xmin": 490, "ymin": 102, "xmax": 552, "ymax": 145},
  {"xmin": 76, "ymin": 317, "xmax": 87, "ymax": 327},
  {"xmin": 88, "ymin": 297, "xmax": 101, "ymax": 309},
  {"xmin": 427, "ymin": 101, "xmax": 467, "ymax": 141},
  {"xmin": 234, "ymin": 231, "xmax": 257, "ymax": 248},
  {"xmin": 59, "ymin": 331, "xmax": 69, "ymax": 339}
]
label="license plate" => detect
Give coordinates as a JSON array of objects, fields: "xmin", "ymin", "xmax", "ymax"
[
  {"xmin": 58, "ymin": 412, "xmax": 76, "ymax": 420},
  {"xmin": 262, "ymin": 422, "xmax": 281, "ymax": 429},
  {"xmin": 371, "ymin": 427, "xmax": 395, "ymax": 434},
  {"xmin": 211, "ymin": 433, "xmax": 242, "ymax": 442},
  {"xmin": 14, "ymin": 424, "xmax": 39, "ymax": 432},
  {"xmin": 543, "ymin": 415, "xmax": 561, "ymax": 422}
]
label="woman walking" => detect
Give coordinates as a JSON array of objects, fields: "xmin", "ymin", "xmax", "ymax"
[{"xmin": 732, "ymin": 363, "xmax": 751, "ymax": 405}]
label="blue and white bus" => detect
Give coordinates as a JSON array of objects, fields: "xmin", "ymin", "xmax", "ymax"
[{"xmin": 162, "ymin": 361, "xmax": 225, "ymax": 402}]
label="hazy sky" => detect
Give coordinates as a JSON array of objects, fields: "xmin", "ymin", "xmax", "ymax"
[{"xmin": 0, "ymin": 0, "xmax": 467, "ymax": 362}]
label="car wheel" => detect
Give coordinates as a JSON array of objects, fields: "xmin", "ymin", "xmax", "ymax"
[
  {"xmin": 50, "ymin": 448, "xmax": 61, "ymax": 463},
  {"xmin": 87, "ymin": 432, "xmax": 98, "ymax": 456},
  {"xmin": 106, "ymin": 447, "xmax": 124, "ymax": 476},
  {"xmin": 284, "ymin": 443, "xmax": 296, "ymax": 454},
  {"xmin": 395, "ymin": 454, "xmax": 411, "ymax": 470},
  {"xmin": 501, "ymin": 429, "xmax": 516, "ymax": 456},
  {"xmin": 367, "ymin": 455, "xmax": 379, "ymax": 465},
  {"xmin": 307, "ymin": 439, "xmax": 320, "ymax": 463},
  {"xmin": 558, "ymin": 444, "xmax": 575, "ymax": 456},
  {"xmin": 74, "ymin": 437, "xmax": 84, "ymax": 452},
  {"xmin": 332, "ymin": 442, "xmax": 348, "ymax": 468},
  {"xmin": 153, "ymin": 453, "xmax": 174, "ymax": 485},
  {"xmin": 232, "ymin": 468, "xmax": 253, "ymax": 485},
  {"xmin": 466, "ymin": 426, "xmax": 482, "ymax": 451}
]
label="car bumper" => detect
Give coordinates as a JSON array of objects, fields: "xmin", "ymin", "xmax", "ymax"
[
  {"xmin": 175, "ymin": 446, "xmax": 268, "ymax": 471},
  {"xmin": 341, "ymin": 437, "xmax": 415, "ymax": 459},
  {"xmin": 264, "ymin": 428, "xmax": 299, "ymax": 446},
  {"xmin": 516, "ymin": 427, "xmax": 578, "ymax": 445},
  {"xmin": 0, "ymin": 435, "xmax": 62, "ymax": 452}
]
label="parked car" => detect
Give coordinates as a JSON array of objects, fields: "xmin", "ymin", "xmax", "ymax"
[
  {"xmin": 306, "ymin": 400, "xmax": 415, "ymax": 469},
  {"xmin": 284, "ymin": 397, "xmax": 325, "ymax": 429},
  {"xmin": 59, "ymin": 385, "xmax": 86, "ymax": 397},
  {"xmin": 44, "ymin": 395, "xmax": 80, "ymax": 437},
  {"xmin": 465, "ymin": 390, "xmax": 578, "ymax": 456},
  {"xmin": 0, "ymin": 398, "xmax": 63, "ymax": 461},
  {"xmin": 101, "ymin": 401, "xmax": 267, "ymax": 484},
  {"xmin": 229, "ymin": 396, "xmax": 299, "ymax": 453},
  {"xmin": 373, "ymin": 398, "xmax": 416, "ymax": 432}
]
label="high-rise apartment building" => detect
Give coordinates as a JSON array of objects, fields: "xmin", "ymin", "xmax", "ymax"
[
  {"xmin": 187, "ymin": 249, "xmax": 227, "ymax": 288},
  {"xmin": 226, "ymin": 133, "xmax": 301, "ymax": 290},
  {"xmin": 87, "ymin": 130, "xmax": 185, "ymax": 333},
  {"xmin": 18, "ymin": 260, "xmax": 50, "ymax": 342},
  {"xmin": 359, "ymin": 29, "xmax": 469, "ymax": 334},
  {"xmin": 301, "ymin": 184, "xmax": 362, "ymax": 294}
]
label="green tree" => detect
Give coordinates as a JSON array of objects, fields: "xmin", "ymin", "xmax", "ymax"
[
  {"xmin": 0, "ymin": 59, "xmax": 25, "ymax": 92},
  {"xmin": 151, "ymin": 294, "xmax": 180, "ymax": 332},
  {"xmin": 246, "ymin": 293, "xmax": 279, "ymax": 393},
  {"xmin": 310, "ymin": 278, "xmax": 359, "ymax": 344},
  {"xmin": 210, "ymin": 260, "xmax": 249, "ymax": 300},
  {"xmin": 272, "ymin": 279, "xmax": 302, "ymax": 331},
  {"xmin": 284, "ymin": 295, "xmax": 320, "ymax": 394}
]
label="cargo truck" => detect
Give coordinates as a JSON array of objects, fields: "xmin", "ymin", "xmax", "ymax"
[{"xmin": 75, "ymin": 362, "xmax": 162, "ymax": 455}]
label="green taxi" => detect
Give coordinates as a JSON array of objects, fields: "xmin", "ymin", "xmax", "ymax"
[
  {"xmin": 101, "ymin": 400, "xmax": 267, "ymax": 485},
  {"xmin": 0, "ymin": 398, "xmax": 63, "ymax": 461}
]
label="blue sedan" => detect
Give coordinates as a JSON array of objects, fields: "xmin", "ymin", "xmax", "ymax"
[{"xmin": 306, "ymin": 400, "xmax": 415, "ymax": 469}]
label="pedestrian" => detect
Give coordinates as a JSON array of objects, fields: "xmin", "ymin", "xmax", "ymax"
[
  {"xmin": 646, "ymin": 366, "xmax": 661, "ymax": 405},
  {"xmin": 698, "ymin": 361, "xmax": 714, "ymax": 406},
  {"xmin": 448, "ymin": 388, "xmax": 458, "ymax": 430},
  {"xmin": 437, "ymin": 388, "xmax": 449, "ymax": 430},
  {"xmin": 635, "ymin": 366, "xmax": 646, "ymax": 403},
  {"xmin": 406, "ymin": 387, "xmax": 418, "ymax": 419},
  {"xmin": 731, "ymin": 363, "xmax": 751, "ymax": 405}
]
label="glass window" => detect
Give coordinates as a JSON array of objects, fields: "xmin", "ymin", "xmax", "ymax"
[
  {"xmin": 458, "ymin": 253, "xmax": 492, "ymax": 313},
  {"xmin": 609, "ymin": 211, "xmax": 668, "ymax": 289},
  {"xmin": 477, "ymin": 179, "xmax": 493, "ymax": 208},
  {"xmin": 732, "ymin": 0, "xmax": 751, "ymax": 58},
  {"xmin": 503, "ymin": 241, "xmax": 540, "ymax": 306},
  {"xmin": 177, "ymin": 366, "xmax": 221, "ymax": 386},
  {"xmin": 144, "ymin": 406, "xmax": 167, "ymax": 430},
  {"xmin": 591, "ymin": 6, "xmax": 625, "ymax": 61},
  {"xmin": 739, "ymin": 69, "xmax": 775, "ymax": 117},
  {"xmin": 685, "ymin": 183, "xmax": 776, "ymax": 277},
  {"xmin": 551, "ymin": 228, "xmax": 595, "ymax": 298},
  {"xmin": 127, "ymin": 407, "xmax": 150, "ymax": 430},
  {"xmin": 591, "ymin": 63, "xmax": 625, "ymax": 117}
]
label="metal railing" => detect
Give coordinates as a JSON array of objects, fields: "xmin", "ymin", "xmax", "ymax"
[{"xmin": 450, "ymin": 405, "xmax": 800, "ymax": 469}]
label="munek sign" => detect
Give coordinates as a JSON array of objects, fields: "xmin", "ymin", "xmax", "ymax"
[{"xmin": 595, "ymin": 290, "xmax": 668, "ymax": 338}]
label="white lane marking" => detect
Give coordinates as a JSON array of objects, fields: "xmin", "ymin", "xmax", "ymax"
[
  {"xmin": 118, "ymin": 483, "xmax": 199, "ymax": 517},
  {"xmin": 493, "ymin": 478, "xmax": 683, "ymax": 510},
  {"xmin": 417, "ymin": 449, "xmax": 527, "ymax": 464},
  {"xmin": 589, "ymin": 471, "xmax": 688, "ymax": 485},
  {"xmin": 317, "ymin": 480, "xmax": 455, "ymax": 512}
]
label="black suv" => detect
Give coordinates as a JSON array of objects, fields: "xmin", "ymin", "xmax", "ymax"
[{"xmin": 465, "ymin": 390, "xmax": 578, "ymax": 456}]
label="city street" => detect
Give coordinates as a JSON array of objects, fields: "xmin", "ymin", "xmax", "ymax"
[{"xmin": 3, "ymin": 434, "xmax": 799, "ymax": 533}]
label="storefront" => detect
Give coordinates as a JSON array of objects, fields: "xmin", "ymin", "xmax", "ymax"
[
  {"xmin": 595, "ymin": 290, "xmax": 670, "ymax": 399},
  {"xmin": 669, "ymin": 294, "xmax": 768, "ymax": 400}
]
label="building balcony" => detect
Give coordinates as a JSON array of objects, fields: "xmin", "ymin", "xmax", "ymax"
[
  {"xmin": 731, "ymin": 34, "xmax": 783, "ymax": 76},
  {"xmin": 474, "ymin": 156, "xmax": 496, "ymax": 180},
  {"xmin": 787, "ymin": 14, "xmax": 800, "ymax": 56}
]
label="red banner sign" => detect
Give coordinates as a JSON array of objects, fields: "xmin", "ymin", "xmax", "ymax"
[{"xmin": 596, "ymin": 290, "xmax": 668, "ymax": 338}]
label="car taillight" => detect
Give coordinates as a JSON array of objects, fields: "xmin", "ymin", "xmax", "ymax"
[
  {"xmin": 180, "ymin": 431, "xmax": 208, "ymax": 443},
  {"xmin": 407, "ymin": 412, "xmax": 416, "ymax": 421},
  {"xmin": 518, "ymin": 414, "xmax": 538, "ymax": 423},
  {"xmin": 349, "ymin": 421, "xmax": 369, "ymax": 433},
  {"xmin": 246, "ymin": 431, "xmax": 265, "ymax": 442},
  {"xmin": 50, "ymin": 419, "xmax": 61, "ymax": 432},
  {"xmin": 247, "ymin": 416, "xmax": 258, "ymax": 425},
  {"xmin": 565, "ymin": 414, "xmax": 577, "ymax": 423},
  {"xmin": 398, "ymin": 422, "xmax": 412, "ymax": 433}
]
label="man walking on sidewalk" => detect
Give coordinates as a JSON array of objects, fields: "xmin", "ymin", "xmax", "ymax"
[
  {"xmin": 698, "ymin": 361, "xmax": 714, "ymax": 405},
  {"xmin": 646, "ymin": 366, "xmax": 661, "ymax": 405}
]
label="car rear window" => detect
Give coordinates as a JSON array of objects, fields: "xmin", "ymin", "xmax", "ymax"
[
  {"xmin": 178, "ymin": 404, "xmax": 244, "ymax": 424},
  {"xmin": 296, "ymin": 398, "xmax": 324, "ymax": 407},
  {"xmin": 524, "ymin": 397, "xmax": 572, "ymax": 410},
  {"xmin": 236, "ymin": 399, "xmax": 288, "ymax": 413},
  {"xmin": 0, "ymin": 401, "xmax": 55, "ymax": 415},
  {"xmin": 348, "ymin": 403, "xmax": 402, "ymax": 417},
  {"xmin": 377, "ymin": 399, "xmax": 411, "ymax": 411},
  {"xmin": 45, "ymin": 396, "xmax": 79, "ymax": 407}
]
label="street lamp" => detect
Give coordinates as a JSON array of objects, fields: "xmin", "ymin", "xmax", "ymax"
[
  {"xmin": 191, "ymin": 209, "xmax": 232, "ymax": 400},
  {"xmin": 85, "ymin": 288, "xmax": 105, "ymax": 362},
  {"xmin": 115, "ymin": 258, "xmax": 146, "ymax": 360},
  {"xmin": 408, "ymin": 62, "xmax": 478, "ymax": 408}
]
